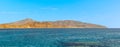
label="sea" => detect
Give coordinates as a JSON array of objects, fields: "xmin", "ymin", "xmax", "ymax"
[{"xmin": 0, "ymin": 28, "xmax": 120, "ymax": 47}]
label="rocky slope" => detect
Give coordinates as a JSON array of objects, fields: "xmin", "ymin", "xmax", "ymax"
[{"xmin": 0, "ymin": 18, "xmax": 106, "ymax": 28}]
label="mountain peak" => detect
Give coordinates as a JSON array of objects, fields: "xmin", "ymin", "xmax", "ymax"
[
  {"xmin": 18, "ymin": 18, "xmax": 36, "ymax": 23},
  {"xmin": 8, "ymin": 18, "xmax": 36, "ymax": 25},
  {"xmin": 22, "ymin": 18, "xmax": 35, "ymax": 22}
]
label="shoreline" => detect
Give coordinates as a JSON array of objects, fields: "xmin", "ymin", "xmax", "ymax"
[{"xmin": 0, "ymin": 28, "xmax": 108, "ymax": 30}]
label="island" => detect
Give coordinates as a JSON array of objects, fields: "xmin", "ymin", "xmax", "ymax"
[{"xmin": 0, "ymin": 18, "xmax": 106, "ymax": 28}]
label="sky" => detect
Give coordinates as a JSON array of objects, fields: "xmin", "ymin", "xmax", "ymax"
[{"xmin": 0, "ymin": 0, "xmax": 120, "ymax": 28}]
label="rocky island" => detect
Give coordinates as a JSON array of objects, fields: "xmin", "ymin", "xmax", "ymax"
[{"xmin": 0, "ymin": 18, "xmax": 106, "ymax": 28}]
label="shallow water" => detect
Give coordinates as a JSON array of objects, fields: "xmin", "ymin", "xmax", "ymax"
[{"xmin": 0, "ymin": 28, "xmax": 120, "ymax": 47}]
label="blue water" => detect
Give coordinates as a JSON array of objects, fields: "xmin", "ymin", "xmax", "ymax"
[{"xmin": 0, "ymin": 28, "xmax": 120, "ymax": 47}]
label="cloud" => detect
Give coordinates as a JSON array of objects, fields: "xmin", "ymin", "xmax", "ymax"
[
  {"xmin": 40, "ymin": 7, "xmax": 58, "ymax": 10},
  {"xmin": 0, "ymin": 11, "xmax": 27, "ymax": 14}
]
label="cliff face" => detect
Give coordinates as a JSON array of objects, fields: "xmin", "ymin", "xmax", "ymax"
[{"xmin": 0, "ymin": 18, "xmax": 106, "ymax": 28}]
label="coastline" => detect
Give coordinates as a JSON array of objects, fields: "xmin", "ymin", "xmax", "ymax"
[{"xmin": 0, "ymin": 28, "xmax": 108, "ymax": 30}]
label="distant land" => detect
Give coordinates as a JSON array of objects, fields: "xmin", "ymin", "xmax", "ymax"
[{"xmin": 0, "ymin": 18, "xmax": 106, "ymax": 28}]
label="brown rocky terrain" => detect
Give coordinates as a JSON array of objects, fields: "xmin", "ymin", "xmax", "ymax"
[{"xmin": 0, "ymin": 18, "xmax": 106, "ymax": 28}]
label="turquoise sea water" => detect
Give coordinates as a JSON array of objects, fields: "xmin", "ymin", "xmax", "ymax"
[{"xmin": 0, "ymin": 28, "xmax": 120, "ymax": 47}]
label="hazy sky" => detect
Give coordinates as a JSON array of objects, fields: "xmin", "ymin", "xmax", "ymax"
[{"xmin": 0, "ymin": 0, "xmax": 120, "ymax": 28}]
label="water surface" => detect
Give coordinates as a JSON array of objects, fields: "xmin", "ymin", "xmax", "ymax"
[{"xmin": 0, "ymin": 28, "xmax": 120, "ymax": 47}]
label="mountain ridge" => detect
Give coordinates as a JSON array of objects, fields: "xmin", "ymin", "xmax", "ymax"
[{"xmin": 0, "ymin": 18, "xmax": 106, "ymax": 28}]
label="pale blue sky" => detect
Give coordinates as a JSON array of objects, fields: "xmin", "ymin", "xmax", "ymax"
[{"xmin": 0, "ymin": 0, "xmax": 120, "ymax": 28}]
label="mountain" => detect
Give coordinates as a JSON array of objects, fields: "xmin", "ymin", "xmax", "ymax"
[{"xmin": 0, "ymin": 18, "xmax": 106, "ymax": 28}]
